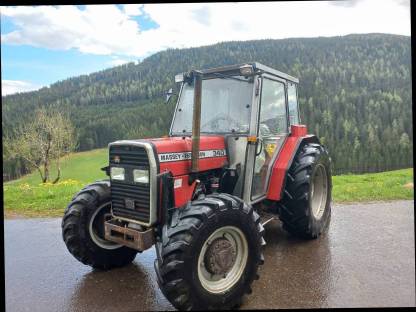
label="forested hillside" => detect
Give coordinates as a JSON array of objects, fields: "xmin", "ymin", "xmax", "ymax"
[{"xmin": 2, "ymin": 33, "xmax": 412, "ymax": 180}]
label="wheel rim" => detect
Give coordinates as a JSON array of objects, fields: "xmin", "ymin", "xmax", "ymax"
[
  {"xmin": 310, "ymin": 164, "xmax": 328, "ymax": 220},
  {"xmin": 88, "ymin": 202, "xmax": 122, "ymax": 250},
  {"xmin": 197, "ymin": 226, "xmax": 248, "ymax": 294}
]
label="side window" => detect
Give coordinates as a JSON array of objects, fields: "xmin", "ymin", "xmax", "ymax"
[
  {"xmin": 259, "ymin": 78, "xmax": 287, "ymax": 136},
  {"xmin": 287, "ymin": 82, "xmax": 299, "ymax": 125}
]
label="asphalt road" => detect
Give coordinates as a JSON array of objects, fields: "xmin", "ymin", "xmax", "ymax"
[{"xmin": 4, "ymin": 200, "xmax": 415, "ymax": 311}]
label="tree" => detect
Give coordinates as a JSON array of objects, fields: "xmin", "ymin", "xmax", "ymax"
[
  {"xmin": 5, "ymin": 108, "xmax": 76, "ymax": 183},
  {"xmin": 2, "ymin": 34, "xmax": 412, "ymax": 177}
]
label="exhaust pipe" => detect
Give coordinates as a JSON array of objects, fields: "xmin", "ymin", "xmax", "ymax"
[{"xmin": 191, "ymin": 70, "xmax": 202, "ymax": 173}]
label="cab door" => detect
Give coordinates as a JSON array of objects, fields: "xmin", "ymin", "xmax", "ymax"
[{"xmin": 250, "ymin": 75, "xmax": 289, "ymax": 201}]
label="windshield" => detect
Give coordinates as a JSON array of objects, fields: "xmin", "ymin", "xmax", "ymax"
[{"xmin": 171, "ymin": 77, "xmax": 253, "ymax": 134}]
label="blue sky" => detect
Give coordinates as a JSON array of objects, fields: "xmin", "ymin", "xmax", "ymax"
[
  {"xmin": 1, "ymin": 5, "xmax": 159, "ymax": 93},
  {"xmin": 1, "ymin": 1, "xmax": 410, "ymax": 95}
]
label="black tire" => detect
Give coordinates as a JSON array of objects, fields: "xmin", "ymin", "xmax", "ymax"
[
  {"xmin": 62, "ymin": 180, "xmax": 138, "ymax": 270},
  {"xmin": 154, "ymin": 193, "xmax": 265, "ymax": 310},
  {"xmin": 278, "ymin": 143, "xmax": 332, "ymax": 239}
]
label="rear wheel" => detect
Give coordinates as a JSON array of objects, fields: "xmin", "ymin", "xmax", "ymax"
[
  {"xmin": 278, "ymin": 143, "xmax": 332, "ymax": 239},
  {"xmin": 62, "ymin": 180, "xmax": 138, "ymax": 270},
  {"xmin": 155, "ymin": 193, "xmax": 265, "ymax": 310}
]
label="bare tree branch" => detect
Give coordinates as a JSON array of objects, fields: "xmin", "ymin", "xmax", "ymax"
[{"xmin": 5, "ymin": 108, "xmax": 76, "ymax": 183}]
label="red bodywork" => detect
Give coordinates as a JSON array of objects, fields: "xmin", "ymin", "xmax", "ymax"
[
  {"xmin": 149, "ymin": 136, "xmax": 227, "ymax": 207},
  {"xmin": 266, "ymin": 125, "xmax": 309, "ymax": 201},
  {"xmin": 148, "ymin": 125, "xmax": 312, "ymax": 207}
]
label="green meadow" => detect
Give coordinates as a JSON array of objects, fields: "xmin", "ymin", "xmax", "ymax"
[
  {"xmin": 4, "ymin": 149, "xmax": 108, "ymax": 218},
  {"xmin": 3, "ymin": 148, "xmax": 413, "ymax": 218}
]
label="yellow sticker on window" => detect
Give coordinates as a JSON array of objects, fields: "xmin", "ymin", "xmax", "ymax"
[{"xmin": 265, "ymin": 143, "xmax": 277, "ymax": 157}]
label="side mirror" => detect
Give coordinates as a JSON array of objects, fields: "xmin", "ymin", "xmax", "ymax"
[{"xmin": 165, "ymin": 88, "xmax": 173, "ymax": 104}]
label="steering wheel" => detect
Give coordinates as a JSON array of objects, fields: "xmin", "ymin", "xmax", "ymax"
[
  {"xmin": 202, "ymin": 115, "xmax": 241, "ymax": 132},
  {"xmin": 259, "ymin": 123, "xmax": 271, "ymax": 137}
]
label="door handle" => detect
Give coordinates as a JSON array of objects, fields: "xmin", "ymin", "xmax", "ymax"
[{"xmin": 255, "ymin": 137, "xmax": 264, "ymax": 156}]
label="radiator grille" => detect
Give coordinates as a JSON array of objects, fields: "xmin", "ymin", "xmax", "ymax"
[
  {"xmin": 110, "ymin": 145, "xmax": 149, "ymax": 167},
  {"xmin": 109, "ymin": 145, "xmax": 151, "ymax": 224}
]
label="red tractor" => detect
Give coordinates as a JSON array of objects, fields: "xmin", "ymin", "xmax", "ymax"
[{"xmin": 62, "ymin": 62, "xmax": 332, "ymax": 310}]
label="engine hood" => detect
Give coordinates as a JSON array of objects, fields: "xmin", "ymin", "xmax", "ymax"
[{"xmin": 148, "ymin": 135, "xmax": 227, "ymax": 176}]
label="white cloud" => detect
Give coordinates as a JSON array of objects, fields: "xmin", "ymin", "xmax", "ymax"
[
  {"xmin": 393, "ymin": 0, "xmax": 410, "ymax": 7},
  {"xmin": 1, "ymin": 5, "xmax": 143, "ymax": 55},
  {"xmin": 109, "ymin": 56, "xmax": 132, "ymax": 67},
  {"xmin": 2, "ymin": 80, "xmax": 42, "ymax": 96},
  {"xmin": 329, "ymin": 0, "xmax": 361, "ymax": 7},
  {"xmin": 1, "ymin": 1, "xmax": 411, "ymax": 59},
  {"xmin": 123, "ymin": 4, "xmax": 143, "ymax": 16}
]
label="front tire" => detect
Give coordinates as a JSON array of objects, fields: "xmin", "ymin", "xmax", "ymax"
[
  {"xmin": 155, "ymin": 193, "xmax": 265, "ymax": 310},
  {"xmin": 278, "ymin": 143, "xmax": 332, "ymax": 239},
  {"xmin": 62, "ymin": 180, "xmax": 138, "ymax": 270}
]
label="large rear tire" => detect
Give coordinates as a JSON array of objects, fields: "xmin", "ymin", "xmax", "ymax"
[
  {"xmin": 278, "ymin": 143, "xmax": 332, "ymax": 239},
  {"xmin": 62, "ymin": 180, "xmax": 138, "ymax": 270},
  {"xmin": 154, "ymin": 193, "xmax": 265, "ymax": 310}
]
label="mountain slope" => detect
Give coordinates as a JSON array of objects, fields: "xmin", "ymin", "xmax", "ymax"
[{"xmin": 2, "ymin": 33, "xmax": 412, "ymax": 179}]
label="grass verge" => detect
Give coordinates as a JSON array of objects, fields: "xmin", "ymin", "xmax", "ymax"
[
  {"xmin": 332, "ymin": 168, "xmax": 413, "ymax": 202},
  {"xmin": 3, "ymin": 149, "xmax": 107, "ymax": 218}
]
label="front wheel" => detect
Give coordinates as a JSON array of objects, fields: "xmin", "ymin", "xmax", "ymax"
[
  {"xmin": 278, "ymin": 143, "xmax": 332, "ymax": 239},
  {"xmin": 61, "ymin": 180, "xmax": 138, "ymax": 270},
  {"xmin": 155, "ymin": 193, "xmax": 265, "ymax": 310}
]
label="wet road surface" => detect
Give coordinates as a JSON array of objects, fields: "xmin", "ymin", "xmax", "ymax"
[{"xmin": 5, "ymin": 200, "xmax": 415, "ymax": 311}]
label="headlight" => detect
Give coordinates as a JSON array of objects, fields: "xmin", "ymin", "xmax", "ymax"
[
  {"xmin": 133, "ymin": 169, "xmax": 149, "ymax": 184},
  {"xmin": 110, "ymin": 167, "xmax": 125, "ymax": 181}
]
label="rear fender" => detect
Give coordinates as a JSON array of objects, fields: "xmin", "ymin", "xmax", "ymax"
[{"xmin": 266, "ymin": 125, "xmax": 320, "ymax": 201}]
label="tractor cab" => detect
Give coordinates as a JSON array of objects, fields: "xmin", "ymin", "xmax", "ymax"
[
  {"xmin": 62, "ymin": 62, "xmax": 332, "ymax": 311},
  {"xmin": 170, "ymin": 62, "xmax": 302, "ymax": 203}
]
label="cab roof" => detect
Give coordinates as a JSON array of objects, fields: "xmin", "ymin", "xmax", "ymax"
[{"xmin": 194, "ymin": 62, "xmax": 299, "ymax": 84}]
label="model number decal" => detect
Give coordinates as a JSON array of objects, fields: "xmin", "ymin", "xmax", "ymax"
[{"xmin": 158, "ymin": 149, "xmax": 226, "ymax": 163}]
